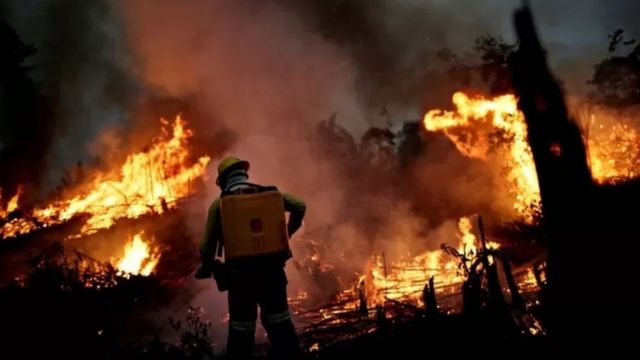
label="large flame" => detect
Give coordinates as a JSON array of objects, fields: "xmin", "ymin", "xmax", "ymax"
[
  {"xmin": 424, "ymin": 92, "xmax": 540, "ymax": 222},
  {"xmin": 0, "ymin": 116, "xmax": 210, "ymax": 240},
  {"xmin": 422, "ymin": 91, "xmax": 640, "ymax": 221},
  {"xmin": 115, "ymin": 231, "xmax": 160, "ymax": 277}
]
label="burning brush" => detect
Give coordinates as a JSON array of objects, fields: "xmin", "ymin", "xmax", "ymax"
[{"xmin": 0, "ymin": 116, "xmax": 210, "ymax": 241}]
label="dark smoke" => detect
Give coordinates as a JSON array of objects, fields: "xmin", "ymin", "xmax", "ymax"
[
  {"xmin": 2, "ymin": 0, "xmax": 139, "ymax": 192},
  {"xmin": 278, "ymin": 0, "xmax": 640, "ymax": 122}
]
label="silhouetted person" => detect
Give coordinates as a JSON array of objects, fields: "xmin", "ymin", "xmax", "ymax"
[{"xmin": 196, "ymin": 156, "xmax": 306, "ymax": 359}]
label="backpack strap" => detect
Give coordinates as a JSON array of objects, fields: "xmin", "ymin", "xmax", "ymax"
[{"xmin": 221, "ymin": 182, "xmax": 279, "ymax": 197}]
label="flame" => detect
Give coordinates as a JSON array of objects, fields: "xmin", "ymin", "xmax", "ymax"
[
  {"xmin": 6, "ymin": 185, "xmax": 23, "ymax": 213},
  {"xmin": 1, "ymin": 186, "xmax": 23, "ymax": 219},
  {"xmin": 0, "ymin": 116, "xmax": 210, "ymax": 239},
  {"xmin": 458, "ymin": 216, "xmax": 478, "ymax": 260},
  {"xmin": 423, "ymin": 91, "xmax": 640, "ymax": 221},
  {"xmin": 115, "ymin": 231, "xmax": 160, "ymax": 277},
  {"xmin": 424, "ymin": 92, "xmax": 540, "ymax": 222},
  {"xmin": 339, "ymin": 216, "xmax": 499, "ymax": 309}
]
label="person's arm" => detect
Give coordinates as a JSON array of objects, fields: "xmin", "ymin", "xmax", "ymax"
[
  {"xmin": 282, "ymin": 192, "xmax": 306, "ymax": 236},
  {"xmin": 195, "ymin": 199, "xmax": 221, "ymax": 279}
]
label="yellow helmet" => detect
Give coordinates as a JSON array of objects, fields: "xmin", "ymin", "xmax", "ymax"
[{"xmin": 216, "ymin": 156, "xmax": 250, "ymax": 184}]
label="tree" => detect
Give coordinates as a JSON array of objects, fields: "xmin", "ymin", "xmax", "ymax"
[
  {"xmin": 473, "ymin": 35, "xmax": 516, "ymax": 95},
  {"xmin": 438, "ymin": 35, "xmax": 516, "ymax": 95},
  {"xmin": 0, "ymin": 18, "xmax": 53, "ymax": 196},
  {"xmin": 588, "ymin": 29, "xmax": 640, "ymax": 107}
]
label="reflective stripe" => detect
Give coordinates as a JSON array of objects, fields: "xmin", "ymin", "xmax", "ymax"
[
  {"xmin": 263, "ymin": 311, "xmax": 291, "ymax": 324},
  {"xmin": 230, "ymin": 320, "xmax": 256, "ymax": 332}
]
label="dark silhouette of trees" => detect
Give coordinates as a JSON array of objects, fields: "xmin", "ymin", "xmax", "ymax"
[
  {"xmin": 0, "ymin": 17, "xmax": 54, "ymax": 197},
  {"xmin": 474, "ymin": 35, "xmax": 516, "ymax": 95},
  {"xmin": 588, "ymin": 29, "xmax": 640, "ymax": 107},
  {"xmin": 438, "ymin": 35, "xmax": 516, "ymax": 96}
]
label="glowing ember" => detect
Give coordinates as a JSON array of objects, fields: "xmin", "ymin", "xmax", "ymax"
[
  {"xmin": 0, "ymin": 218, "xmax": 37, "ymax": 239},
  {"xmin": 423, "ymin": 92, "xmax": 540, "ymax": 222},
  {"xmin": 0, "ymin": 116, "xmax": 210, "ymax": 239},
  {"xmin": 115, "ymin": 231, "xmax": 160, "ymax": 277},
  {"xmin": 586, "ymin": 119, "xmax": 640, "ymax": 184}
]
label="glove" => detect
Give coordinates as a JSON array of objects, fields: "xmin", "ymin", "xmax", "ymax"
[
  {"xmin": 212, "ymin": 260, "xmax": 229, "ymax": 292},
  {"xmin": 194, "ymin": 265, "xmax": 213, "ymax": 280}
]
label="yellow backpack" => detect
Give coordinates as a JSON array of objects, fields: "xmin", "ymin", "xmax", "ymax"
[{"xmin": 220, "ymin": 187, "xmax": 289, "ymax": 260}]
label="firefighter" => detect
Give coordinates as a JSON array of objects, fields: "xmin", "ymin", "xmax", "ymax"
[{"xmin": 195, "ymin": 156, "xmax": 306, "ymax": 359}]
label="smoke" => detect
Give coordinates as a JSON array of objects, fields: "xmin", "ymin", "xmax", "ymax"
[
  {"xmin": 3, "ymin": 0, "xmax": 139, "ymax": 191},
  {"xmin": 115, "ymin": 0, "xmax": 368, "ymax": 342},
  {"xmin": 2, "ymin": 0, "xmax": 638, "ymax": 345},
  {"xmin": 113, "ymin": 0, "xmax": 614, "ymax": 330},
  {"xmin": 276, "ymin": 0, "xmax": 640, "ymax": 120},
  {"xmin": 113, "ymin": 4, "xmax": 522, "ymax": 344}
]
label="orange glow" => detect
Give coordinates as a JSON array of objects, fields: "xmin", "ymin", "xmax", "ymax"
[
  {"xmin": 0, "ymin": 116, "xmax": 210, "ymax": 240},
  {"xmin": 586, "ymin": 119, "xmax": 640, "ymax": 184},
  {"xmin": 115, "ymin": 231, "xmax": 160, "ymax": 277}
]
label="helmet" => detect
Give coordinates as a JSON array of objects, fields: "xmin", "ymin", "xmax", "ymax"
[{"xmin": 216, "ymin": 156, "xmax": 250, "ymax": 185}]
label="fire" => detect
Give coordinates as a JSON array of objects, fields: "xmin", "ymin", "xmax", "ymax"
[
  {"xmin": 0, "ymin": 116, "xmax": 210, "ymax": 240},
  {"xmin": 424, "ymin": 92, "xmax": 540, "ymax": 222},
  {"xmin": 423, "ymin": 91, "xmax": 640, "ymax": 221},
  {"xmin": 6, "ymin": 185, "xmax": 23, "ymax": 213},
  {"xmin": 342, "ymin": 216, "xmax": 497, "ymax": 309},
  {"xmin": 0, "ymin": 186, "xmax": 23, "ymax": 219},
  {"xmin": 585, "ymin": 119, "xmax": 640, "ymax": 184},
  {"xmin": 115, "ymin": 231, "xmax": 160, "ymax": 277}
]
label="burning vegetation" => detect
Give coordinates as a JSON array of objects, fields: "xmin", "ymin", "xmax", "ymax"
[
  {"xmin": 0, "ymin": 115, "xmax": 210, "ymax": 240},
  {"xmin": 1, "ymin": 1, "xmax": 640, "ymax": 358}
]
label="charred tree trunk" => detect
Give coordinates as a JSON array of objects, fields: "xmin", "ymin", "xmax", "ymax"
[
  {"xmin": 358, "ymin": 279, "xmax": 368, "ymax": 316},
  {"xmin": 478, "ymin": 216, "xmax": 505, "ymax": 311},
  {"xmin": 508, "ymin": 5, "xmax": 635, "ymax": 346},
  {"xmin": 501, "ymin": 252, "xmax": 525, "ymax": 311},
  {"xmin": 462, "ymin": 273, "xmax": 482, "ymax": 318},
  {"xmin": 423, "ymin": 276, "xmax": 438, "ymax": 316},
  {"xmin": 532, "ymin": 264, "xmax": 544, "ymax": 290}
]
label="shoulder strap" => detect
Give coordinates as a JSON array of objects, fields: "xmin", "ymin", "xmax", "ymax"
[{"xmin": 221, "ymin": 182, "xmax": 279, "ymax": 197}]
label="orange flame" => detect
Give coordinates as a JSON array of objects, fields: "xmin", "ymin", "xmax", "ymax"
[
  {"xmin": 0, "ymin": 116, "xmax": 210, "ymax": 240},
  {"xmin": 423, "ymin": 92, "xmax": 640, "ymax": 220},
  {"xmin": 424, "ymin": 92, "xmax": 541, "ymax": 222},
  {"xmin": 1, "ymin": 186, "xmax": 23, "ymax": 219},
  {"xmin": 6, "ymin": 185, "xmax": 23, "ymax": 213},
  {"xmin": 115, "ymin": 231, "xmax": 160, "ymax": 277}
]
